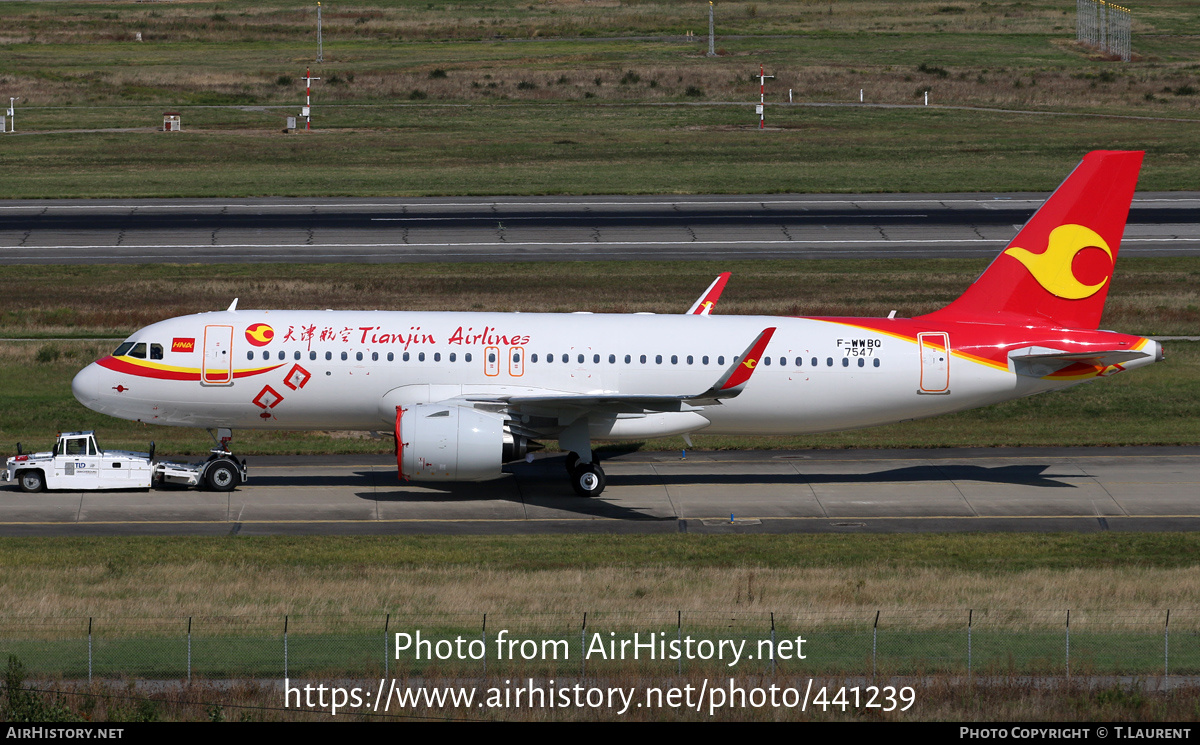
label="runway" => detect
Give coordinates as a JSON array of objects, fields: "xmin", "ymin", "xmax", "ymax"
[
  {"xmin": 2, "ymin": 447, "xmax": 1197, "ymax": 536},
  {"xmin": 2, "ymin": 193, "xmax": 1200, "ymax": 264}
]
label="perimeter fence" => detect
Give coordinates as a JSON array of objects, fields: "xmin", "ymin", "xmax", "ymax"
[{"xmin": 2, "ymin": 609, "xmax": 1198, "ymax": 682}]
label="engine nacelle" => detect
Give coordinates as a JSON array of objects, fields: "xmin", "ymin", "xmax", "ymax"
[{"xmin": 397, "ymin": 404, "xmax": 529, "ymax": 482}]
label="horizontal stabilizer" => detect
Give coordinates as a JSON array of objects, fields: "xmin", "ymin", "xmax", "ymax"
[{"xmin": 1010, "ymin": 349, "xmax": 1150, "ymax": 378}]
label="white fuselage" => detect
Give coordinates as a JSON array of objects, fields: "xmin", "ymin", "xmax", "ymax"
[{"xmin": 72, "ymin": 309, "xmax": 1151, "ymax": 440}]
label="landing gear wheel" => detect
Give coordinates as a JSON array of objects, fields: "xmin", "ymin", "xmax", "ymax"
[
  {"xmin": 570, "ymin": 463, "xmax": 606, "ymax": 498},
  {"xmin": 18, "ymin": 470, "xmax": 45, "ymax": 493},
  {"xmin": 564, "ymin": 451, "xmax": 581, "ymax": 474},
  {"xmin": 205, "ymin": 459, "xmax": 238, "ymax": 492}
]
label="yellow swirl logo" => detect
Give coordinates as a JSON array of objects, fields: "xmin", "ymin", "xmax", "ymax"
[
  {"xmin": 742, "ymin": 358, "xmax": 757, "ymax": 369},
  {"xmin": 245, "ymin": 323, "xmax": 274, "ymax": 347},
  {"xmin": 1003, "ymin": 224, "xmax": 1112, "ymax": 300}
]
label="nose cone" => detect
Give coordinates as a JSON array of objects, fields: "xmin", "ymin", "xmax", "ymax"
[{"xmin": 72, "ymin": 362, "xmax": 102, "ymax": 411}]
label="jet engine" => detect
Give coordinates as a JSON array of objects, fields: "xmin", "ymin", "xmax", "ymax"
[{"xmin": 395, "ymin": 404, "xmax": 533, "ymax": 481}]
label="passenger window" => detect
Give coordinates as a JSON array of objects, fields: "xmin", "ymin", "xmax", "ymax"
[
  {"xmin": 372, "ymin": 352, "xmax": 379, "ymax": 361},
  {"xmin": 826, "ymin": 358, "xmax": 833, "ymax": 367},
  {"xmin": 151, "ymin": 344, "xmax": 164, "ymax": 360},
  {"xmin": 465, "ymin": 353, "xmax": 472, "ymax": 363},
  {"xmin": 387, "ymin": 352, "xmax": 394, "ymax": 362},
  {"xmin": 640, "ymin": 355, "xmax": 647, "ymax": 364},
  {"xmin": 764, "ymin": 357, "xmax": 771, "ymax": 366},
  {"xmin": 686, "ymin": 355, "xmax": 693, "ymax": 365},
  {"xmin": 488, "ymin": 352, "xmax": 496, "ymax": 363},
  {"xmin": 561, "ymin": 354, "xmax": 568, "ymax": 363},
  {"xmin": 403, "ymin": 352, "xmax": 410, "ymax": 362},
  {"xmin": 609, "ymin": 354, "xmax": 616, "ymax": 364},
  {"xmin": 532, "ymin": 353, "xmax": 539, "ymax": 363},
  {"xmin": 671, "ymin": 355, "xmax": 678, "ymax": 365},
  {"xmin": 873, "ymin": 358, "xmax": 880, "ymax": 368},
  {"xmin": 262, "ymin": 351, "xmax": 270, "ymax": 360},
  {"xmin": 546, "ymin": 354, "xmax": 553, "ymax": 364},
  {"xmin": 310, "ymin": 351, "xmax": 317, "ymax": 361},
  {"xmin": 246, "ymin": 351, "xmax": 254, "ymax": 361},
  {"xmin": 812, "ymin": 357, "xmax": 818, "ymax": 367},
  {"xmin": 577, "ymin": 354, "xmax": 584, "ymax": 364},
  {"xmin": 419, "ymin": 352, "xmax": 426, "ymax": 362},
  {"xmin": 795, "ymin": 357, "xmax": 802, "ymax": 367},
  {"xmin": 718, "ymin": 356, "xmax": 725, "ymax": 365},
  {"xmin": 593, "ymin": 354, "xmax": 600, "ymax": 364},
  {"xmin": 295, "ymin": 351, "xmax": 301, "ymax": 360},
  {"xmin": 450, "ymin": 353, "xmax": 457, "ymax": 362},
  {"xmin": 625, "ymin": 355, "xmax": 631, "ymax": 364},
  {"xmin": 434, "ymin": 353, "xmax": 441, "ymax": 362},
  {"xmin": 129, "ymin": 343, "xmax": 147, "ymax": 359},
  {"xmin": 279, "ymin": 351, "xmax": 285, "ymax": 361},
  {"xmin": 842, "ymin": 358, "xmax": 849, "ymax": 367},
  {"xmin": 655, "ymin": 355, "xmax": 663, "ymax": 364},
  {"xmin": 356, "ymin": 352, "xmax": 363, "ymax": 361},
  {"xmin": 341, "ymin": 352, "xmax": 348, "ymax": 361},
  {"xmin": 779, "ymin": 357, "xmax": 786, "ymax": 367},
  {"xmin": 326, "ymin": 352, "xmax": 333, "ymax": 361},
  {"xmin": 858, "ymin": 358, "xmax": 865, "ymax": 367}
]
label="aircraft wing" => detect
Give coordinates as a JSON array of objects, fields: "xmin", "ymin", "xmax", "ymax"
[
  {"xmin": 463, "ymin": 327, "xmax": 776, "ymax": 415},
  {"xmin": 685, "ymin": 272, "xmax": 731, "ymax": 315}
]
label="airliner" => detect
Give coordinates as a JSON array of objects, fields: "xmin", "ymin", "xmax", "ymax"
[{"xmin": 70, "ymin": 151, "xmax": 1161, "ymax": 496}]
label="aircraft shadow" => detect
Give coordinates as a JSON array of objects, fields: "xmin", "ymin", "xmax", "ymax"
[
  {"xmin": 593, "ymin": 464, "xmax": 1079, "ymax": 489},
  {"xmin": 251, "ymin": 461, "xmax": 1075, "ymax": 522}
]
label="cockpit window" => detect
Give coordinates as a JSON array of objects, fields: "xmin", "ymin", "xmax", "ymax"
[
  {"xmin": 150, "ymin": 344, "xmax": 164, "ymax": 360},
  {"xmin": 128, "ymin": 343, "xmax": 147, "ymax": 359},
  {"xmin": 113, "ymin": 342, "xmax": 135, "ymax": 357}
]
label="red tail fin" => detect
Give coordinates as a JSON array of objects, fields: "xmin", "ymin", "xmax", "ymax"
[{"xmin": 919, "ymin": 150, "xmax": 1143, "ymax": 330}]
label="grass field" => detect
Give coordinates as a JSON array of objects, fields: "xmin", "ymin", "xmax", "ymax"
[
  {"xmin": 4, "ymin": 534, "xmax": 1200, "ymax": 688},
  {"xmin": 0, "ymin": 2, "xmax": 1198, "ymax": 197}
]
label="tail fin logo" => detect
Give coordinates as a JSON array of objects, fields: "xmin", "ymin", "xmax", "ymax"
[{"xmin": 1003, "ymin": 224, "xmax": 1112, "ymax": 300}]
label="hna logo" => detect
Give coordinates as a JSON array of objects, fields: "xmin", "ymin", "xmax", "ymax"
[
  {"xmin": 245, "ymin": 323, "xmax": 275, "ymax": 347},
  {"xmin": 171, "ymin": 337, "xmax": 195, "ymax": 353}
]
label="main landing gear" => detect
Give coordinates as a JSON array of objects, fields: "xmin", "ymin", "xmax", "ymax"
[
  {"xmin": 559, "ymin": 419, "xmax": 605, "ymax": 497},
  {"xmin": 565, "ymin": 455, "xmax": 606, "ymax": 498}
]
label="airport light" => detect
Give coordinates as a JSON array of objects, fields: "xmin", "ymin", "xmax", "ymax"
[
  {"xmin": 707, "ymin": 2, "xmax": 716, "ymax": 57},
  {"xmin": 317, "ymin": 2, "xmax": 324, "ymax": 63}
]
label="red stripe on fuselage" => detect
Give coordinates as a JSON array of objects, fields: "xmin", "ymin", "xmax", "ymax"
[{"xmin": 806, "ymin": 317, "xmax": 1147, "ymax": 370}]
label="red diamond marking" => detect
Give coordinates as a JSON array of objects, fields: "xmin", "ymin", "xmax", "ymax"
[
  {"xmin": 252, "ymin": 385, "xmax": 284, "ymax": 409},
  {"xmin": 283, "ymin": 364, "xmax": 312, "ymax": 391}
]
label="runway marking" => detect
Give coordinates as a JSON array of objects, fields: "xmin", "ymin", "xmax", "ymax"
[
  {"xmin": 0, "ymin": 198, "xmax": 1196, "ymax": 211},
  {"xmin": 2, "ymin": 513, "xmax": 1199, "ymax": 526},
  {"xmin": 370, "ymin": 214, "xmax": 933, "ymax": 222}
]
